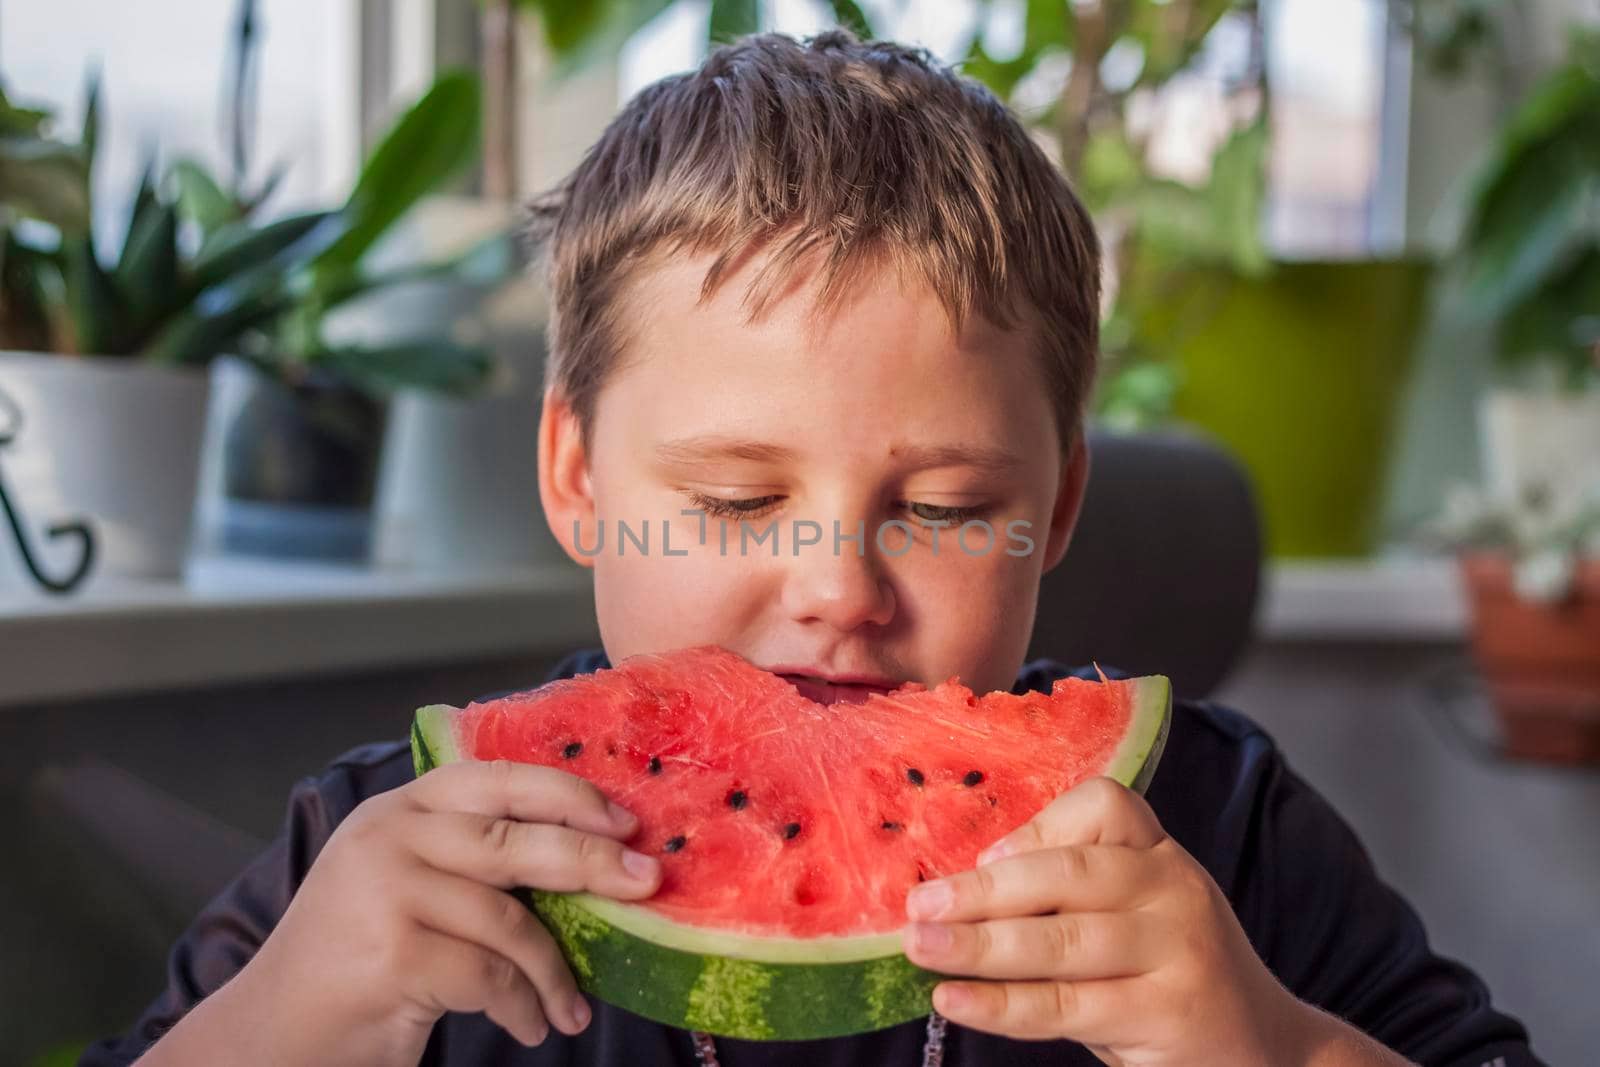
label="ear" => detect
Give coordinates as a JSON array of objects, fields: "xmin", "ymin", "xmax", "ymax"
[
  {"xmin": 537, "ymin": 388, "xmax": 598, "ymax": 570},
  {"xmin": 1038, "ymin": 427, "xmax": 1091, "ymax": 575}
]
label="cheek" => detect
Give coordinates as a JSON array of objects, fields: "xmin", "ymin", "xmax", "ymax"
[
  {"xmin": 890, "ymin": 536, "xmax": 1043, "ymax": 691},
  {"xmin": 592, "ymin": 521, "xmax": 775, "ymax": 659}
]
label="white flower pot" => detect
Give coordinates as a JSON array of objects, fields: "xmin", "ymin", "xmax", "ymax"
[
  {"xmin": 1479, "ymin": 387, "xmax": 1600, "ymax": 508},
  {"xmin": 0, "ymin": 351, "xmax": 209, "ymax": 589},
  {"xmin": 330, "ymin": 196, "xmax": 566, "ymax": 573}
]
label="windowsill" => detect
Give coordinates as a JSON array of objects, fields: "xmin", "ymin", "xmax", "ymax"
[
  {"xmin": 1, "ymin": 555, "xmax": 1466, "ymax": 709},
  {"xmin": 1256, "ymin": 556, "xmax": 1466, "ymax": 643},
  {"xmin": 0, "ymin": 555, "xmax": 600, "ymax": 709}
]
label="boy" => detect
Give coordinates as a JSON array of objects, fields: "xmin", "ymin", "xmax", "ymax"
[{"xmin": 89, "ymin": 30, "xmax": 1541, "ymax": 1067}]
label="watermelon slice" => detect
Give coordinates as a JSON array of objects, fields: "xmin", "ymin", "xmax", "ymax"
[{"xmin": 411, "ymin": 645, "xmax": 1170, "ymax": 1041}]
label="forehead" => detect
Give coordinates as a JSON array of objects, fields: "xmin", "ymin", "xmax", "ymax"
[{"xmin": 592, "ymin": 248, "xmax": 1060, "ymax": 461}]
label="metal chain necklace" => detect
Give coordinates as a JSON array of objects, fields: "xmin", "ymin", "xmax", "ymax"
[{"xmin": 690, "ymin": 1011, "xmax": 949, "ymax": 1066}]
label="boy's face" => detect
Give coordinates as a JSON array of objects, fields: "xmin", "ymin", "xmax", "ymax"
[{"xmin": 539, "ymin": 247, "xmax": 1088, "ymax": 700}]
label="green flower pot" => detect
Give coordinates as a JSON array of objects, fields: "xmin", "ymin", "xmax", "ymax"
[{"xmin": 1146, "ymin": 258, "xmax": 1434, "ymax": 558}]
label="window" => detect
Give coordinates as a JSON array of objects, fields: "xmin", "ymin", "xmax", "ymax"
[
  {"xmin": 618, "ymin": 0, "xmax": 1409, "ymax": 258},
  {"xmin": 0, "ymin": 0, "xmax": 362, "ymax": 232}
]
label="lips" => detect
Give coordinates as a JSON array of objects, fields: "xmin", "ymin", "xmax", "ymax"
[{"xmin": 767, "ymin": 668, "xmax": 901, "ymax": 706}]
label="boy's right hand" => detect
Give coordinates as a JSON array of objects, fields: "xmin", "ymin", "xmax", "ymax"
[{"xmin": 174, "ymin": 761, "xmax": 660, "ymax": 1067}]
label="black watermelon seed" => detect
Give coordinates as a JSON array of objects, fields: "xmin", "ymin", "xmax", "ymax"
[
  {"xmin": 648, "ymin": 756, "xmax": 662, "ymax": 774},
  {"xmin": 881, "ymin": 820, "xmax": 902, "ymax": 832},
  {"xmin": 963, "ymin": 770, "xmax": 984, "ymax": 787},
  {"xmin": 987, "ymin": 795, "xmax": 998, "ymax": 807},
  {"xmin": 783, "ymin": 822, "xmax": 802, "ymax": 840},
  {"xmin": 906, "ymin": 768, "xmax": 925, "ymax": 786},
  {"xmin": 561, "ymin": 742, "xmax": 583, "ymax": 759},
  {"xmin": 663, "ymin": 835, "xmax": 687, "ymax": 853},
  {"xmin": 728, "ymin": 790, "xmax": 748, "ymax": 810}
]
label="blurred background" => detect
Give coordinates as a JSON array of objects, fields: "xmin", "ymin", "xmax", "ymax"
[{"xmin": 1, "ymin": 0, "xmax": 1596, "ymax": 1063}]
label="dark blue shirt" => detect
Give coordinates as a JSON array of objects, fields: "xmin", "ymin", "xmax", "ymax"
[{"xmin": 82, "ymin": 650, "xmax": 1543, "ymax": 1067}]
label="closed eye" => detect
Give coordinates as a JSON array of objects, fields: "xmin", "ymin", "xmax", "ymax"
[
  {"xmin": 684, "ymin": 492, "xmax": 987, "ymax": 526},
  {"xmin": 684, "ymin": 491, "xmax": 783, "ymax": 519},
  {"xmin": 900, "ymin": 501, "xmax": 986, "ymax": 524}
]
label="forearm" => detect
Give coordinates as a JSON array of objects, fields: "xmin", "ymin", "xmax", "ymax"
[
  {"xmin": 133, "ymin": 958, "xmax": 420, "ymax": 1067},
  {"xmin": 1295, "ymin": 1003, "xmax": 1418, "ymax": 1067}
]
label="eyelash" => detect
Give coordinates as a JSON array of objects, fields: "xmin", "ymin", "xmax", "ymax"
[{"xmin": 683, "ymin": 491, "xmax": 987, "ymax": 525}]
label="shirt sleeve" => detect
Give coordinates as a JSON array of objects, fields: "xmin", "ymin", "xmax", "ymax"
[
  {"xmin": 77, "ymin": 769, "xmax": 349, "ymax": 1066},
  {"xmin": 1225, "ymin": 739, "xmax": 1545, "ymax": 1067}
]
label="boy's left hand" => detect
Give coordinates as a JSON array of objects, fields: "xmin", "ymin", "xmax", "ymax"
[{"xmin": 901, "ymin": 777, "xmax": 1390, "ymax": 1067}]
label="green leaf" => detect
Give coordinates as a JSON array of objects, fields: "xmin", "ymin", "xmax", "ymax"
[
  {"xmin": 958, "ymin": 0, "xmax": 1075, "ymax": 104},
  {"xmin": 1128, "ymin": 0, "xmax": 1236, "ymax": 89},
  {"xmin": 827, "ymin": 0, "xmax": 874, "ymax": 38},
  {"xmin": 311, "ymin": 70, "xmax": 483, "ymax": 276},
  {"xmin": 139, "ymin": 268, "xmax": 295, "ymax": 365},
  {"xmin": 187, "ymin": 210, "xmax": 337, "ymax": 295},
  {"xmin": 1496, "ymin": 243, "xmax": 1600, "ymax": 381},
  {"xmin": 309, "ymin": 337, "xmax": 495, "ymax": 396},
  {"xmin": 1205, "ymin": 115, "xmax": 1270, "ymax": 276},
  {"xmin": 0, "ymin": 229, "xmax": 63, "ymax": 351},
  {"xmin": 710, "ymin": 0, "xmax": 758, "ymax": 43},
  {"xmin": 0, "ymin": 138, "xmax": 90, "ymax": 232},
  {"xmin": 172, "ymin": 158, "xmax": 242, "ymax": 234},
  {"xmin": 1126, "ymin": 117, "xmax": 1269, "ymax": 276},
  {"xmin": 63, "ymin": 235, "xmax": 127, "ymax": 354},
  {"xmin": 119, "ymin": 161, "xmax": 161, "ymax": 267},
  {"xmin": 1461, "ymin": 138, "xmax": 1595, "ymax": 319},
  {"xmin": 80, "ymin": 68, "xmax": 102, "ymax": 176},
  {"xmin": 0, "ymin": 87, "xmax": 50, "ymax": 137},
  {"xmin": 1079, "ymin": 127, "xmax": 1145, "ymax": 212},
  {"xmin": 117, "ymin": 201, "xmax": 181, "ymax": 334},
  {"xmin": 313, "ymin": 229, "xmax": 519, "ymax": 314},
  {"xmin": 533, "ymin": 0, "xmax": 679, "ymax": 82}
]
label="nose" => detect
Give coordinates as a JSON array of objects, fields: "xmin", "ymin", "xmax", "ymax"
[{"xmin": 779, "ymin": 525, "xmax": 897, "ymax": 632}]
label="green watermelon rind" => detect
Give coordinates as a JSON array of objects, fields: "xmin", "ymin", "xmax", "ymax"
[
  {"xmin": 1105, "ymin": 674, "xmax": 1172, "ymax": 798},
  {"xmin": 407, "ymin": 673, "xmax": 1171, "ymax": 1041}
]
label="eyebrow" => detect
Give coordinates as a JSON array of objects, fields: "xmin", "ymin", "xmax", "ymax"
[{"xmin": 653, "ymin": 435, "xmax": 1025, "ymax": 473}]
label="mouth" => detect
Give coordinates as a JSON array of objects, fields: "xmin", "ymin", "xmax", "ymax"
[{"xmin": 769, "ymin": 669, "xmax": 900, "ymax": 706}]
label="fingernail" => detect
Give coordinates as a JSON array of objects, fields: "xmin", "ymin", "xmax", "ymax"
[
  {"xmin": 906, "ymin": 880, "xmax": 952, "ymax": 921},
  {"xmin": 913, "ymin": 922, "xmax": 953, "ymax": 954},
  {"xmin": 935, "ymin": 983, "xmax": 969, "ymax": 1013},
  {"xmin": 977, "ymin": 839, "xmax": 1011, "ymax": 866},
  {"xmin": 572, "ymin": 995, "xmax": 591, "ymax": 1030},
  {"xmin": 622, "ymin": 847, "xmax": 659, "ymax": 882},
  {"xmin": 608, "ymin": 801, "xmax": 636, "ymax": 827}
]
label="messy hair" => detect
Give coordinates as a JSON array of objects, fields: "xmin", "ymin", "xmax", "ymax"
[{"xmin": 528, "ymin": 29, "xmax": 1101, "ymax": 451}]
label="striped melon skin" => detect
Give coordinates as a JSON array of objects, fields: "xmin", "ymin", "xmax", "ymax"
[{"xmin": 409, "ymin": 669, "xmax": 1171, "ymax": 1041}]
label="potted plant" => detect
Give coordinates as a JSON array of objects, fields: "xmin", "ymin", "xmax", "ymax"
[
  {"xmin": 1453, "ymin": 24, "xmax": 1600, "ymax": 521},
  {"xmin": 819, "ymin": 0, "xmax": 1435, "ymax": 558},
  {"xmin": 1421, "ymin": 478, "xmax": 1600, "ymax": 764},
  {"xmin": 1410, "ymin": 22, "xmax": 1600, "ymax": 766},
  {"xmin": 201, "ymin": 67, "xmax": 513, "ymax": 563},
  {"xmin": 0, "ymin": 75, "xmax": 335, "ymax": 589}
]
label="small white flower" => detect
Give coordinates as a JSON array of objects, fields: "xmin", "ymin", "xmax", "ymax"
[{"xmin": 1513, "ymin": 548, "xmax": 1578, "ymax": 604}]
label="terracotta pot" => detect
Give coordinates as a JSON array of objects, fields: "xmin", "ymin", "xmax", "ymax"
[{"xmin": 1459, "ymin": 553, "xmax": 1600, "ymax": 765}]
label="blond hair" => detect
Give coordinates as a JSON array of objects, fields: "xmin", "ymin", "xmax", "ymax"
[{"xmin": 528, "ymin": 29, "xmax": 1100, "ymax": 450}]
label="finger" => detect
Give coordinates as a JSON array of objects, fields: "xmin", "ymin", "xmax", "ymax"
[
  {"xmin": 406, "ymin": 868, "xmax": 590, "ymax": 1036},
  {"xmin": 978, "ymin": 777, "xmax": 1163, "ymax": 863},
  {"xmin": 407, "ymin": 759, "xmax": 639, "ymax": 839},
  {"xmin": 409, "ymin": 811, "xmax": 662, "ymax": 899},
  {"xmin": 932, "ymin": 977, "xmax": 1135, "ymax": 1043},
  {"xmin": 904, "ymin": 912, "xmax": 1155, "ymax": 981},
  {"xmin": 404, "ymin": 927, "xmax": 549, "ymax": 1047},
  {"xmin": 906, "ymin": 845, "xmax": 1157, "ymax": 922}
]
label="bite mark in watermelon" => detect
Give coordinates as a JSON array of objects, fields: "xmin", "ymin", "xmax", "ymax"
[{"xmin": 411, "ymin": 646, "xmax": 1170, "ymax": 1040}]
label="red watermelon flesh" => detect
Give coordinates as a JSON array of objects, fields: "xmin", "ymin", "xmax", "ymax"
[{"xmin": 452, "ymin": 645, "xmax": 1162, "ymax": 940}]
